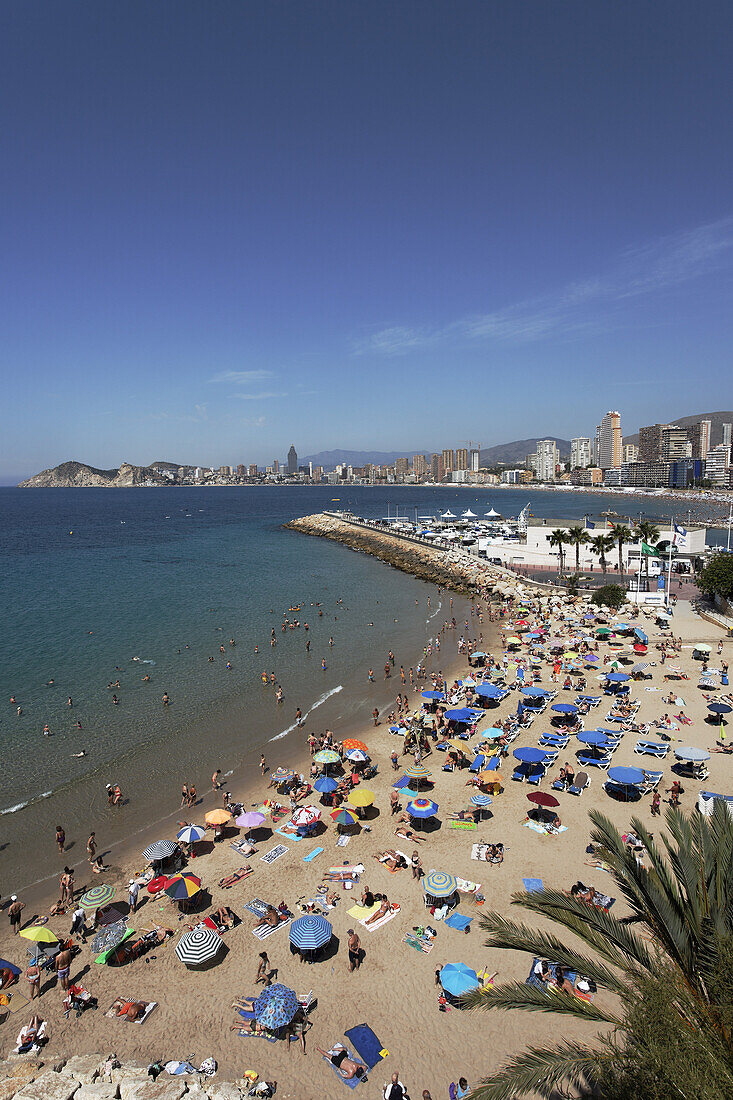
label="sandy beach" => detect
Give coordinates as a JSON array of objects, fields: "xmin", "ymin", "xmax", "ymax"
[{"xmin": 1, "ymin": 581, "xmax": 730, "ymax": 1099}]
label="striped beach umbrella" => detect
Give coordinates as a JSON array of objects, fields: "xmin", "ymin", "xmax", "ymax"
[
  {"xmin": 289, "ymin": 914, "xmax": 332, "ymax": 952},
  {"xmin": 143, "ymin": 840, "xmax": 177, "ymax": 863},
  {"xmin": 404, "ymin": 763, "xmax": 431, "ymax": 779},
  {"xmin": 175, "ymin": 925, "xmax": 222, "ymax": 967},
  {"xmin": 291, "ymin": 804, "xmax": 321, "ymax": 827},
  {"xmin": 176, "ymin": 825, "xmax": 206, "ymax": 844},
  {"xmin": 314, "ymin": 750, "xmax": 340, "ymax": 764},
  {"xmin": 254, "ymin": 983, "xmax": 299, "ymax": 1029},
  {"xmin": 407, "ymin": 797, "xmax": 438, "ymax": 818},
  {"xmin": 164, "ymin": 873, "xmax": 202, "ymax": 900},
  {"xmin": 470, "ymin": 793, "xmax": 492, "ymax": 807},
  {"xmin": 423, "ymin": 871, "xmax": 458, "ymax": 898},
  {"xmin": 270, "ymin": 767, "xmax": 296, "ymax": 784},
  {"xmin": 344, "ymin": 748, "xmax": 368, "ymax": 763},
  {"xmin": 330, "ymin": 807, "xmax": 359, "ymax": 827},
  {"xmin": 341, "ymin": 738, "xmax": 368, "ymax": 752},
  {"xmin": 78, "ymin": 884, "xmax": 117, "ymax": 909}
]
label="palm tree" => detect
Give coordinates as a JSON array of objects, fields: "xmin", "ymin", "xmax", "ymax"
[
  {"xmin": 548, "ymin": 529, "xmax": 568, "ymax": 578},
  {"xmin": 463, "ymin": 804, "xmax": 733, "ymax": 1099},
  {"xmin": 566, "ymin": 526, "xmax": 590, "ymax": 573},
  {"xmin": 589, "ymin": 533, "xmax": 614, "ymax": 575},
  {"xmin": 637, "ymin": 520, "xmax": 661, "ymax": 589},
  {"xmin": 609, "ymin": 522, "xmax": 631, "ymax": 576}
]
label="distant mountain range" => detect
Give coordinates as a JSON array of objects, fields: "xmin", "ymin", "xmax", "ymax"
[
  {"xmin": 623, "ymin": 411, "xmax": 733, "ymax": 449},
  {"xmin": 304, "ymin": 439, "xmax": 571, "ymax": 470}
]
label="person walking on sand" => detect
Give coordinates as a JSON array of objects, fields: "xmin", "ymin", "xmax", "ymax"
[
  {"xmin": 55, "ymin": 825, "xmax": 66, "ymax": 854},
  {"xmin": 54, "ymin": 945, "xmax": 72, "ymax": 991},
  {"xmin": 86, "ymin": 831, "xmax": 96, "ymax": 864},
  {"xmin": 347, "ymin": 928, "xmax": 361, "ymax": 972},
  {"xmin": 8, "ymin": 896, "xmax": 25, "ymax": 935},
  {"xmin": 384, "ymin": 1071, "xmax": 408, "ymax": 1099},
  {"xmin": 128, "ymin": 879, "xmax": 139, "ymax": 913},
  {"xmin": 372, "ymin": 708, "xmax": 380, "ymax": 727},
  {"xmin": 212, "ymin": 769, "xmax": 221, "ymax": 790},
  {"xmin": 260, "ymin": 754, "xmax": 267, "ymax": 775},
  {"xmin": 255, "ymin": 951, "xmax": 270, "ymax": 985}
]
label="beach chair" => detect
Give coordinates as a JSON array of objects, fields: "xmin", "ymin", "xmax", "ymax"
[
  {"xmin": 633, "ymin": 740, "xmax": 669, "ymax": 758},
  {"xmin": 577, "ymin": 753, "xmax": 611, "ymax": 770},
  {"xmin": 639, "ymin": 770, "xmax": 664, "ymax": 792},
  {"xmin": 538, "ymin": 734, "xmax": 570, "ymax": 749},
  {"xmin": 568, "ymin": 771, "xmax": 590, "ymax": 795}
]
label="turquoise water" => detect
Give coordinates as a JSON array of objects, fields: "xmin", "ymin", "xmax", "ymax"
[{"xmin": 0, "ymin": 484, "xmax": 713, "ymax": 890}]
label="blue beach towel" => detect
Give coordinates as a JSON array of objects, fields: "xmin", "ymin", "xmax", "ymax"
[
  {"xmin": 344, "ymin": 1023, "xmax": 387, "ymax": 1071},
  {"xmin": 302, "ymin": 847, "xmax": 324, "ymax": 863},
  {"xmin": 522, "ymin": 878, "xmax": 544, "ymax": 893},
  {"xmin": 444, "ymin": 912, "xmax": 473, "ymax": 931},
  {"xmin": 323, "ymin": 1047, "xmax": 368, "ymax": 1089}
]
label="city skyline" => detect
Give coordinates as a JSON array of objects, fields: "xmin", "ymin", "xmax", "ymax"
[{"xmin": 2, "ymin": 3, "xmax": 733, "ymax": 483}]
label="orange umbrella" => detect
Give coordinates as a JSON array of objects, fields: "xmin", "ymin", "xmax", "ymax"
[
  {"xmin": 342, "ymin": 738, "xmax": 368, "ymax": 752},
  {"xmin": 205, "ymin": 808, "xmax": 232, "ymax": 825}
]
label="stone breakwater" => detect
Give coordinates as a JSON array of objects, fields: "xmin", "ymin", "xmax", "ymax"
[
  {"xmin": 0, "ymin": 1055, "xmax": 250, "ymax": 1100},
  {"xmin": 285, "ymin": 512, "xmax": 525, "ymax": 597}
]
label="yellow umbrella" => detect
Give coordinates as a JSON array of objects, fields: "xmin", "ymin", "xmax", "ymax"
[
  {"xmin": 506, "ymin": 636, "xmax": 522, "ymax": 645},
  {"xmin": 20, "ymin": 926, "xmax": 58, "ymax": 945},
  {"xmin": 447, "ymin": 740, "xmax": 469, "ymax": 754},
  {"xmin": 347, "ymin": 788, "xmax": 375, "ymax": 808},
  {"xmin": 563, "ymin": 651, "xmax": 578, "ymax": 660},
  {"xmin": 205, "ymin": 808, "xmax": 232, "ymax": 825}
]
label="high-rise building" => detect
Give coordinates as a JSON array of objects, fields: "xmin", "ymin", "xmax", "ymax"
[
  {"xmin": 723, "ymin": 423, "xmax": 732, "ymax": 450},
  {"xmin": 412, "ymin": 454, "xmax": 427, "ymax": 480},
  {"xmin": 535, "ymin": 440, "xmax": 559, "ymax": 482},
  {"xmin": 705, "ymin": 444, "xmax": 731, "ymax": 486},
  {"xmin": 236, "ymin": 464, "xmax": 246, "ymax": 476},
  {"xmin": 638, "ymin": 423, "xmax": 673, "ymax": 464},
  {"xmin": 455, "ymin": 448, "xmax": 468, "ymax": 471},
  {"xmin": 287, "ymin": 445, "xmax": 297, "ymax": 475},
  {"xmin": 441, "ymin": 449, "xmax": 455, "ymax": 473},
  {"xmin": 570, "ymin": 437, "xmax": 592, "ymax": 469},
  {"xmin": 248, "ymin": 463, "xmax": 258, "ymax": 477},
  {"xmin": 430, "ymin": 454, "xmax": 444, "ymax": 482},
  {"xmin": 622, "ymin": 443, "xmax": 638, "ymax": 464},
  {"xmin": 395, "ymin": 457, "xmax": 408, "ymax": 480},
  {"xmin": 273, "ymin": 459, "xmax": 280, "ymax": 475},
  {"xmin": 469, "ymin": 448, "xmax": 481, "ymax": 472},
  {"xmin": 661, "ymin": 427, "xmax": 691, "ymax": 462},
  {"xmin": 598, "ymin": 412, "xmax": 622, "ymax": 469},
  {"xmin": 688, "ymin": 419, "xmax": 711, "ymax": 460}
]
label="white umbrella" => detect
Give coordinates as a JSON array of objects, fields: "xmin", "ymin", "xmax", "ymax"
[
  {"xmin": 462, "ymin": 509, "xmax": 477, "ymax": 518},
  {"xmin": 441, "ymin": 511, "xmax": 456, "ymax": 519},
  {"xmin": 484, "ymin": 507, "xmax": 501, "ymax": 517},
  {"xmin": 175, "ymin": 926, "xmax": 222, "ymax": 967}
]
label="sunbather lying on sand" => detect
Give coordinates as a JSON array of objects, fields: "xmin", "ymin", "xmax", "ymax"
[
  {"xmin": 364, "ymin": 896, "xmax": 395, "ymax": 924},
  {"xmin": 394, "ymin": 826, "xmax": 425, "ymax": 843},
  {"xmin": 373, "ymin": 849, "xmax": 407, "ymax": 871},
  {"xmin": 213, "ymin": 906, "xmax": 236, "ymax": 929},
  {"xmin": 253, "ymin": 906, "xmax": 281, "ymax": 930},
  {"xmin": 219, "ymin": 867, "xmax": 252, "ymax": 889},
  {"xmin": 317, "ymin": 1045, "xmax": 366, "ymax": 1080}
]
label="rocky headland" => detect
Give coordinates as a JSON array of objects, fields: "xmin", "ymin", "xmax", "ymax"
[{"xmin": 18, "ymin": 462, "xmax": 173, "ymax": 489}]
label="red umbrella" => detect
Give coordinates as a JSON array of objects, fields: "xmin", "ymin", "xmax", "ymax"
[
  {"xmin": 527, "ymin": 792, "xmax": 560, "ymax": 808},
  {"xmin": 633, "ymin": 644, "xmax": 648, "ymax": 653}
]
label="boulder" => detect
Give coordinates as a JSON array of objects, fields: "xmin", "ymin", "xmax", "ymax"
[
  {"xmin": 118, "ymin": 1082, "xmax": 187, "ymax": 1100},
  {"xmin": 57, "ymin": 1057, "xmax": 102, "ymax": 1084},
  {"xmin": 205, "ymin": 1086, "xmax": 244, "ymax": 1100},
  {"xmin": 110, "ymin": 1066, "xmax": 149, "ymax": 1086},
  {"xmin": 75, "ymin": 1087, "xmax": 120, "ymax": 1100},
  {"xmin": 0, "ymin": 1063, "xmax": 44, "ymax": 1082},
  {"xmin": 14, "ymin": 1072, "xmax": 80, "ymax": 1100}
]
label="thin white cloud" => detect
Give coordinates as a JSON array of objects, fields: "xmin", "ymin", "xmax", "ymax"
[
  {"xmin": 208, "ymin": 369, "xmax": 274, "ymax": 383},
  {"xmin": 231, "ymin": 391, "xmax": 287, "ymax": 401},
  {"xmin": 357, "ymin": 215, "xmax": 733, "ymax": 354}
]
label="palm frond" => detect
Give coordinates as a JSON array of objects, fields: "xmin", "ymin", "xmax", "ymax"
[
  {"xmin": 468, "ymin": 1037, "xmax": 617, "ymax": 1100},
  {"xmin": 460, "ymin": 979, "xmax": 621, "ymax": 1025}
]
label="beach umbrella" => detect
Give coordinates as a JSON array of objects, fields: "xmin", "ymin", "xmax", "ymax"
[
  {"xmin": 473, "ymin": 684, "xmax": 504, "ymax": 700},
  {"xmin": 270, "ymin": 767, "xmax": 296, "ymax": 784},
  {"xmin": 596, "ymin": 627, "xmax": 611, "ymax": 636},
  {"xmin": 290, "ymin": 805, "xmax": 321, "ymax": 827},
  {"xmin": 421, "ymin": 690, "xmax": 445, "ymax": 700},
  {"xmin": 341, "ymin": 738, "xmax": 368, "ymax": 752},
  {"xmin": 439, "ymin": 962, "xmax": 480, "ymax": 1000},
  {"xmin": 477, "ymin": 770, "xmax": 504, "ymax": 785},
  {"xmin": 289, "ymin": 914, "xmax": 332, "ymax": 952},
  {"xmin": 423, "ymin": 871, "xmax": 458, "ymax": 898},
  {"xmin": 606, "ymin": 672, "xmax": 630, "ymax": 683},
  {"xmin": 313, "ymin": 776, "xmax": 338, "ymax": 793},
  {"xmin": 176, "ymin": 825, "xmax": 206, "ymax": 845},
  {"xmin": 461, "ymin": 677, "xmax": 477, "ymax": 687},
  {"xmin": 708, "ymin": 703, "xmax": 732, "ymax": 715},
  {"xmin": 506, "ymin": 636, "xmax": 522, "ymax": 646},
  {"xmin": 577, "ymin": 730, "xmax": 614, "ymax": 747},
  {"xmin": 330, "ymin": 807, "xmax": 359, "ymax": 827},
  {"xmin": 695, "ymin": 643, "xmax": 712, "ymax": 653},
  {"xmin": 447, "ymin": 739, "xmax": 470, "ymax": 755},
  {"xmin": 470, "ymin": 793, "xmax": 492, "ymax": 807},
  {"xmin": 631, "ymin": 663, "xmax": 649, "ymax": 675},
  {"xmin": 480, "ymin": 728, "xmax": 506, "ymax": 741},
  {"xmin": 347, "ymin": 788, "xmax": 375, "ymax": 808},
  {"xmin": 584, "ymin": 654, "xmax": 599, "ymax": 663},
  {"xmin": 314, "ymin": 750, "xmax": 340, "ymax": 765},
  {"xmin": 345, "ymin": 748, "xmax": 368, "ymax": 763},
  {"xmin": 520, "ymin": 686, "xmax": 550, "ymax": 698},
  {"xmin": 407, "ymin": 797, "xmax": 438, "ymax": 819},
  {"xmin": 404, "ymin": 763, "xmax": 432, "ymax": 779},
  {"xmin": 91, "ymin": 920, "xmax": 129, "ymax": 956},
  {"xmin": 445, "ymin": 708, "xmax": 480, "ymax": 723},
  {"xmin": 607, "ymin": 766, "xmax": 646, "ymax": 786},
  {"xmin": 175, "ymin": 925, "xmax": 222, "ymax": 967},
  {"xmin": 527, "ymin": 792, "xmax": 560, "ymax": 808},
  {"xmin": 78, "ymin": 884, "xmax": 117, "ymax": 910},
  {"xmin": 513, "ymin": 747, "xmax": 549, "ymax": 764},
  {"xmin": 551, "ymin": 703, "xmax": 578, "ymax": 715},
  {"xmin": 20, "ymin": 926, "xmax": 58, "ymax": 946},
  {"xmin": 235, "ymin": 812, "xmax": 266, "ymax": 831},
  {"xmin": 143, "ymin": 840, "xmax": 177, "ymax": 863},
  {"xmin": 674, "ymin": 746, "xmax": 711, "ymax": 763},
  {"xmin": 254, "ymin": 983, "xmax": 299, "ymax": 1029},
  {"xmin": 633, "ymin": 644, "xmax": 648, "ymax": 654},
  {"xmin": 164, "ymin": 872, "xmax": 201, "ymax": 901},
  {"xmin": 205, "ymin": 808, "xmax": 232, "ymax": 826}
]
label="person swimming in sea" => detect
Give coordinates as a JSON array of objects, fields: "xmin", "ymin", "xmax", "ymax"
[{"xmin": 71, "ymin": 751, "xmax": 86, "ymax": 758}]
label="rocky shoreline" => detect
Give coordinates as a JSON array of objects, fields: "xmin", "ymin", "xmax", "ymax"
[
  {"xmin": 0, "ymin": 1055, "xmax": 252, "ymax": 1100},
  {"xmin": 285, "ymin": 512, "xmax": 531, "ymax": 597}
]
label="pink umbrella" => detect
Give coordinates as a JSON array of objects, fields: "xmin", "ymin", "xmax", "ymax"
[
  {"xmin": 235, "ymin": 812, "xmax": 266, "ymax": 836},
  {"xmin": 291, "ymin": 805, "xmax": 321, "ymax": 827}
]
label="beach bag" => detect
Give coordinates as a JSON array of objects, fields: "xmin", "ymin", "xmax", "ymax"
[{"xmin": 199, "ymin": 1058, "xmax": 217, "ymax": 1076}]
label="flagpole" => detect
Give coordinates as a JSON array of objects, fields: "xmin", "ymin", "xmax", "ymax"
[{"xmin": 666, "ymin": 515, "xmax": 674, "ymax": 600}]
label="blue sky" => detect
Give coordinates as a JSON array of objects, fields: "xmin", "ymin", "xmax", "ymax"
[{"xmin": 2, "ymin": 1, "xmax": 732, "ymax": 481}]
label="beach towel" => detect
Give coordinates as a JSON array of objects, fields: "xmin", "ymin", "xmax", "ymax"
[
  {"xmin": 275, "ymin": 828, "xmax": 304, "ymax": 841},
  {"xmin": 251, "ymin": 917, "xmax": 291, "ymax": 941},
  {"xmin": 104, "ymin": 998, "xmax": 157, "ymax": 1024},
  {"xmin": 260, "ymin": 844, "xmax": 288, "ymax": 864},
  {"xmin": 449, "ymin": 821, "xmax": 477, "ymax": 830},
  {"xmin": 322, "ymin": 1045, "xmax": 368, "ymax": 1089},
  {"xmin": 444, "ymin": 912, "xmax": 472, "ymax": 932},
  {"xmin": 456, "ymin": 877, "xmax": 482, "ymax": 893},
  {"xmin": 233, "ymin": 1028, "xmax": 278, "ymax": 1042},
  {"xmin": 230, "ymin": 839, "xmax": 255, "ymax": 855},
  {"xmin": 359, "ymin": 904, "xmax": 400, "ymax": 932},
  {"xmin": 219, "ymin": 868, "xmax": 253, "ymax": 889},
  {"xmin": 244, "ymin": 898, "xmax": 271, "ymax": 917},
  {"xmin": 302, "ymin": 847, "xmax": 324, "ymax": 863},
  {"xmin": 522, "ymin": 878, "xmax": 544, "ymax": 893},
  {"xmin": 344, "ymin": 1023, "xmax": 388, "ymax": 1070},
  {"xmin": 347, "ymin": 902, "xmax": 380, "ymax": 920},
  {"xmin": 471, "ymin": 844, "xmax": 502, "ymax": 864},
  {"xmin": 523, "ymin": 820, "xmax": 567, "ymax": 835},
  {"xmin": 402, "ymin": 932, "xmax": 433, "ymax": 954},
  {"xmin": 337, "ymin": 835, "xmax": 350, "ymax": 847}
]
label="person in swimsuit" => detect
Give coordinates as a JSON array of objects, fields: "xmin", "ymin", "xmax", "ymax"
[
  {"xmin": 347, "ymin": 928, "xmax": 361, "ymax": 972},
  {"xmin": 316, "ymin": 1047, "xmax": 365, "ymax": 1080},
  {"xmin": 54, "ymin": 947, "xmax": 72, "ymax": 991}
]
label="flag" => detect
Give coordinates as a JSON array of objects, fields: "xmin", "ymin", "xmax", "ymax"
[
  {"xmin": 641, "ymin": 542, "xmax": 661, "ymax": 556},
  {"xmin": 673, "ymin": 523, "xmax": 688, "ymax": 549},
  {"xmin": 585, "ymin": 519, "xmax": 595, "ymax": 530}
]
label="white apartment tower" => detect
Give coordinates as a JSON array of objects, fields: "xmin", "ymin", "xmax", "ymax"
[
  {"xmin": 598, "ymin": 411, "xmax": 622, "ymax": 469},
  {"xmin": 570, "ymin": 437, "xmax": 592, "ymax": 469},
  {"xmin": 535, "ymin": 439, "xmax": 559, "ymax": 482}
]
